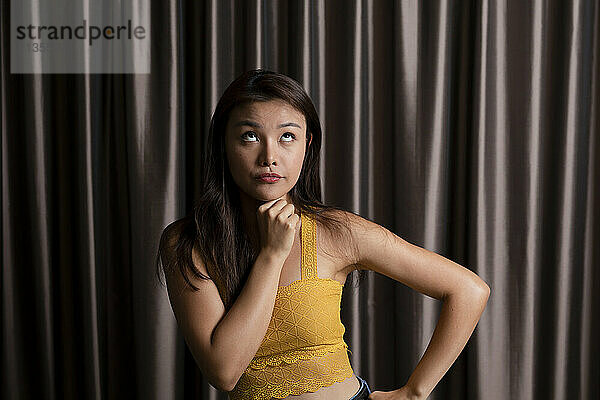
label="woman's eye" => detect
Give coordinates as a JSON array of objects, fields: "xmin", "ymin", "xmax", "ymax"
[
  {"xmin": 281, "ymin": 132, "xmax": 296, "ymax": 142},
  {"xmin": 241, "ymin": 131, "xmax": 258, "ymax": 141},
  {"xmin": 241, "ymin": 132, "xmax": 296, "ymax": 142}
]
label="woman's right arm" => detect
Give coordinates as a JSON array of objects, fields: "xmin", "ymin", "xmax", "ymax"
[
  {"xmin": 162, "ymin": 200, "xmax": 298, "ymax": 392},
  {"xmin": 163, "ymin": 237, "xmax": 285, "ymax": 391}
]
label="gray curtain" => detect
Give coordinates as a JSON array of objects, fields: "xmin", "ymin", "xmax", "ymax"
[{"xmin": 2, "ymin": 1, "xmax": 599, "ymax": 399}]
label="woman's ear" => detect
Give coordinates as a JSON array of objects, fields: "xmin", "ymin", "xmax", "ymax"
[{"xmin": 307, "ymin": 133, "xmax": 312, "ymax": 148}]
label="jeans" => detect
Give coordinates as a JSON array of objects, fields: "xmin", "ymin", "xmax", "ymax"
[{"xmin": 348, "ymin": 375, "xmax": 371, "ymax": 400}]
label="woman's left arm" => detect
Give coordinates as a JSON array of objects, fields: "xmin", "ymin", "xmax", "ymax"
[{"xmin": 344, "ymin": 212, "xmax": 490, "ymax": 400}]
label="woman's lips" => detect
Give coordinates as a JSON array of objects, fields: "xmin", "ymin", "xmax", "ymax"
[{"xmin": 257, "ymin": 176, "xmax": 281, "ymax": 183}]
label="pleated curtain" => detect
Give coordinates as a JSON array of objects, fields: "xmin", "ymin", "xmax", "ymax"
[{"xmin": 1, "ymin": 1, "xmax": 599, "ymax": 399}]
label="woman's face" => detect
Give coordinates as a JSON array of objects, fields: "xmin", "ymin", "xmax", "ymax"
[{"xmin": 224, "ymin": 99, "xmax": 309, "ymax": 203}]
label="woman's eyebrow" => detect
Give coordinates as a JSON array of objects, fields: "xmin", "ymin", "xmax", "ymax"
[{"xmin": 233, "ymin": 120, "xmax": 302, "ymax": 129}]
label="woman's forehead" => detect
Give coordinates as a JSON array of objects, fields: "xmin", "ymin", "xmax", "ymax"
[{"xmin": 228, "ymin": 100, "xmax": 305, "ymax": 126}]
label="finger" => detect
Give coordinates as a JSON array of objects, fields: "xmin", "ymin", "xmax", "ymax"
[
  {"xmin": 268, "ymin": 199, "xmax": 291, "ymax": 216},
  {"xmin": 278, "ymin": 203, "xmax": 296, "ymax": 219},
  {"xmin": 257, "ymin": 196, "xmax": 286, "ymax": 213}
]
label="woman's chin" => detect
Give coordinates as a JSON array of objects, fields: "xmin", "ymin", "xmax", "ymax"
[
  {"xmin": 237, "ymin": 183, "xmax": 291, "ymax": 203},
  {"xmin": 254, "ymin": 189, "xmax": 289, "ymax": 202},
  {"xmin": 258, "ymin": 194, "xmax": 286, "ymax": 202}
]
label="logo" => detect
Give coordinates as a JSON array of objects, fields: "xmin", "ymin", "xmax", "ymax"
[
  {"xmin": 11, "ymin": 1, "xmax": 151, "ymax": 74},
  {"xmin": 15, "ymin": 19, "xmax": 146, "ymax": 47}
]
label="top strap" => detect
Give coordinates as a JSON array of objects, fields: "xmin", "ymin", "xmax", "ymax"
[{"xmin": 300, "ymin": 211, "xmax": 317, "ymax": 280}]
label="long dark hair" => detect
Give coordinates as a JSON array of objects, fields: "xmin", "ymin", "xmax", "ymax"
[{"xmin": 156, "ymin": 69, "xmax": 366, "ymax": 311}]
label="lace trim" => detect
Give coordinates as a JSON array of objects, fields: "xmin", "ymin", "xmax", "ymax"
[
  {"xmin": 269, "ymin": 369, "xmax": 355, "ymax": 399},
  {"xmin": 230, "ymin": 346, "xmax": 355, "ymax": 400},
  {"xmin": 301, "ymin": 212, "xmax": 317, "ymax": 280},
  {"xmin": 248, "ymin": 341, "xmax": 351, "ymax": 370},
  {"xmin": 231, "ymin": 370, "xmax": 355, "ymax": 400}
]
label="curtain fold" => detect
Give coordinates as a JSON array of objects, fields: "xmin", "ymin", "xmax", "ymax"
[{"xmin": 2, "ymin": 1, "xmax": 599, "ymax": 399}]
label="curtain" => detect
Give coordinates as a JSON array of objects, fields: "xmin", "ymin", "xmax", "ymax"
[{"xmin": 2, "ymin": 1, "xmax": 599, "ymax": 399}]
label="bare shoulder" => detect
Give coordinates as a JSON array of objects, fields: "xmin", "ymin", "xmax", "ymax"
[
  {"xmin": 314, "ymin": 208, "xmax": 372, "ymax": 278},
  {"xmin": 325, "ymin": 209, "xmax": 399, "ymax": 272},
  {"xmin": 160, "ymin": 216, "xmax": 214, "ymax": 296},
  {"xmin": 160, "ymin": 218, "xmax": 187, "ymax": 266}
]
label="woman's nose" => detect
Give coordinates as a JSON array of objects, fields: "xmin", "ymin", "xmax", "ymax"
[{"xmin": 260, "ymin": 141, "xmax": 277, "ymax": 166}]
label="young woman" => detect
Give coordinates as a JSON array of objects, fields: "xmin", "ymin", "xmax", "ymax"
[{"xmin": 156, "ymin": 69, "xmax": 490, "ymax": 400}]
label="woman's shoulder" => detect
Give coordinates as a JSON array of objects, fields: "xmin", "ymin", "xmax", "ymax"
[
  {"xmin": 317, "ymin": 207, "xmax": 369, "ymax": 230},
  {"xmin": 330, "ymin": 208, "xmax": 386, "ymax": 231},
  {"xmin": 165, "ymin": 214, "xmax": 195, "ymax": 231},
  {"xmin": 312, "ymin": 208, "xmax": 365, "ymax": 267},
  {"xmin": 161, "ymin": 216, "xmax": 193, "ymax": 251},
  {"xmin": 317, "ymin": 208, "xmax": 390, "ymax": 263},
  {"xmin": 160, "ymin": 215, "xmax": 210, "ymax": 279}
]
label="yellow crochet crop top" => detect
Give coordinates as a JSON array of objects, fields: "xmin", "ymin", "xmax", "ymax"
[{"xmin": 228, "ymin": 211, "xmax": 354, "ymax": 400}]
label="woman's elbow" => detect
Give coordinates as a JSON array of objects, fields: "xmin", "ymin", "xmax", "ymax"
[
  {"xmin": 483, "ymin": 281, "xmax": 491, "ymax": 299},
  {"xmin": 216, "ymin": 364, "xmax": 244, "ymax": 392},
  {"xmin": 473, "ymin": 278, "xmax": 491, "ymax": 306},
  {"xmin": 211, "ymin": 373, "xmax": 237, "ymax": 393}
]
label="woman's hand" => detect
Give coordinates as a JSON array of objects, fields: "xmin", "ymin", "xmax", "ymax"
[
  {"xmin": 368, "ymin": 386, "xmax": 425, "ymax": 400},
  {"xmin": 256, "ymin": 197, "xmax": 300, "ymax": 259}
]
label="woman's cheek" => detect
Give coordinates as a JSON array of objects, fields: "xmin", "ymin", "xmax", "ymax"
[{"xmin": 291, "ymin": 156, "xmax": 305, "ymax": 181}]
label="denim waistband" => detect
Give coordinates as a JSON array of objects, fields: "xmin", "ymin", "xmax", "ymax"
[{"xmin": 348, "ymin": 375, "xmax": 371, "ymax": 400}]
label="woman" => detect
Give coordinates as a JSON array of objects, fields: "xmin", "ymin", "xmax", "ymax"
[{"xmin": 156, "ymin": 69, "xmax": 490, "ymax": 400}]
